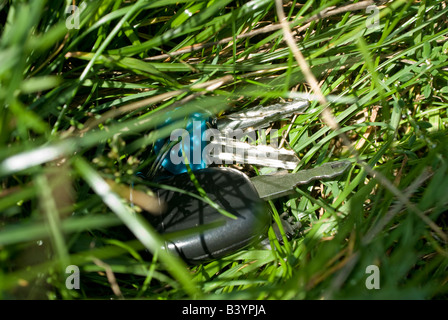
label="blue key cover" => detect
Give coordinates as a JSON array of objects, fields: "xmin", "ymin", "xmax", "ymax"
[{"xmin": 154, "ymin": 112, "xmax": 209, "ymax": 175}]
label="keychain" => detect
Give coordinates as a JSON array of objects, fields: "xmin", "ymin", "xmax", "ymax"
[{"xmin": 138, "ymin": 99, "xmax": 350, "ymax": 263}]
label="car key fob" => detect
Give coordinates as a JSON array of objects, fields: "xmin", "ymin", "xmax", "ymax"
[{"xmin": 150, "ymin": 167, "xmax": 271, "ymax": 264}]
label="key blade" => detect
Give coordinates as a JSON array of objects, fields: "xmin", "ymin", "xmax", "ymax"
[
  {"xmin": 207, "ymin": 136, "xmax": 299, "ymax": 169},
  {"xmin": 250, "ymin": 160, "xmax": 351, "ymax": 200},
  {"xmin": 217, "ymin": 99, "xmax": 308, "ymax": 133}
]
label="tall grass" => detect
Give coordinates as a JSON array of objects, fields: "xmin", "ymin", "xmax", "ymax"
[{"xmin": 0, "ymin": 0, "xmax": 447, "ymax": 299}]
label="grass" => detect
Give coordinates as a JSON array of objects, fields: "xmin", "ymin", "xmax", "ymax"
[{"xmin": 0, "ymin": 0, "xmax": 447, "ymax": 300}]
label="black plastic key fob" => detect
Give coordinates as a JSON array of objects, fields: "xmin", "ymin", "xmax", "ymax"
[{"xmin": 151, "ymin": 167, "xmax": 271, "ymax": 264}]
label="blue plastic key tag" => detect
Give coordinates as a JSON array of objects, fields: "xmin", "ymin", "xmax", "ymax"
[{"xmin": 153, "ymin": 112, "xmax": 209, "ymax": 175}]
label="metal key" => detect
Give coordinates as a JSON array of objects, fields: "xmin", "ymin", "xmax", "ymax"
[
  {"xmin": 206, "ymin": 136, "xmax": 300, "ymax": 170},
  {"xmin": 152, "ymin": 99, "xmax": 309, "ymax": 175},
  {"xmin": 216, "ymin": 99, "xmax": 309, "ymax": 133},
  {"xmin": 250, "ymin": 160, "xmax": 351, "ymax": 200}
]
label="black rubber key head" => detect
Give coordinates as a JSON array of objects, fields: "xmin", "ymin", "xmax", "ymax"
[{"xmin": 152, "ymin": 167, "xmax": 271, "ymax": 264}]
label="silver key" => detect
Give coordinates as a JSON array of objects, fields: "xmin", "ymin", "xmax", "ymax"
[
  {"xmin": 216, "ymin": 99, "xmax": 308, "ymax": 133},
  {"xmin": 210, "ymin": 99, "xmax": 308, "ymax": 169},
  {"xmin": 207, "ymin": 136, "xmax": 299, "ymax": 170}
]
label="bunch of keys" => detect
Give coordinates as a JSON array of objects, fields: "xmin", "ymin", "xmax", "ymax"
[{"xmin": 141, "ymin": 99, "xmax": 351, "ymax": 264}]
